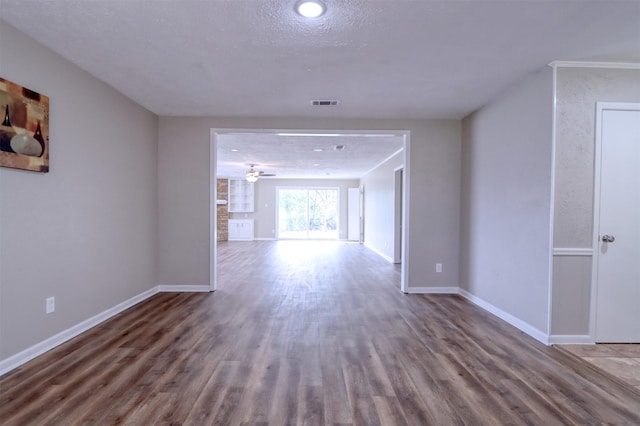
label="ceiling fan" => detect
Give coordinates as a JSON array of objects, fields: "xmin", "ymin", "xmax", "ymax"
[{"xmin": 245, "ymin": 164, "xmax": 276, "ymax": 182}]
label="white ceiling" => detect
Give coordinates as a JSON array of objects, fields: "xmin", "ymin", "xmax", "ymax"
[
  {"xmin": 1, "ymin": 0, "xmax": 639, "ymax": 178},
  {"xmin": 217, "ymin": 131, "xmax": 404, "ymax": 179}
]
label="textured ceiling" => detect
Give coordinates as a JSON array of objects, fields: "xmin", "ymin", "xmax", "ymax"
[
  {"xmin": 217, "ymin": 132, "xmax": 404, "ymax": 179},
  {"xmin": 1, "ymin": 0, "xmax": 639, "ymax": 119},
  {"xmin": 1, "ymin": 0, "xmax": 638, "ymax": 178}
]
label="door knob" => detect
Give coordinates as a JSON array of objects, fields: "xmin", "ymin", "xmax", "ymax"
[{"xmin": 602, "ymin": 235, "xmax": 615, "ymax": 243}]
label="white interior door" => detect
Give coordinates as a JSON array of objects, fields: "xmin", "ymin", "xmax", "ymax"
[{"xmin": 593, "ymin": 103, "xmax": 640, "ymax": 343}]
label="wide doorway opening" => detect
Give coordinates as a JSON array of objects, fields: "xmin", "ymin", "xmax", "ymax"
[
  {"xmin": 277, "ymin": 187, "xmax": 339, "ymax": 240},
  {"xmin": 210, "ymin": 128, "xmax": 410, "ymax": 293}
]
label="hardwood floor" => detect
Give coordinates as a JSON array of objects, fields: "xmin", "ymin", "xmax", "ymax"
[
  {"xmin": 558, "ymin": 344, "xmax": 640, "ymax": 393},
  {"xmin": 1, "ymin": 240, "xmax": 639, "ymax": 425}
]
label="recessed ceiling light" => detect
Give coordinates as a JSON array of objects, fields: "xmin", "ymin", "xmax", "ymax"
[
  {"xmin": 231, "ymin": 149, "xmax": 239, "ymax": 152},
  {"xmin": 313, "ymin": 148, "xmax": 324, "ymax": 152},
  {"xmin": 296, "ymin": 1, "xmax": 325, "ymax": 18}
]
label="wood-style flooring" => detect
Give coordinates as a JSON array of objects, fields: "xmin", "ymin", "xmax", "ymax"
[
  {"xmin": 558, "ymin": 344, "xmax": 640, "ymax": 393},
  {"xmin": 1, "ymin": 240, "xmax": 639, "ymax": 425}
]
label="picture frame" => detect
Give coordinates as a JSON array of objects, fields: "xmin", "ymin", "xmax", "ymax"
[{"xmin": 0, "ymin": 77, "xmax": 50, "ymax": 172}]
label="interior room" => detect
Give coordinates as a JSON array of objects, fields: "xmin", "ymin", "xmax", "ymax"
[
  {"xmin": 214, "ymin": 130, "xmax": 406, "ymax": 288},
  {"xmin": 0, "ymin": 0, "xmax": 639, "ymax": 424}
]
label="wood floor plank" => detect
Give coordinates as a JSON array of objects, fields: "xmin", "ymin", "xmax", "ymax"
[
  {"xmin": 183, "ymin": 361, "xmax": 240, "ymax": 425},
  {"xmin": 1, "ymin": 240, "xmax": 639, "ymax": 425},
  {"xmin": 320, "ymin": 335, "xmax": 352, "ymax": 424}
]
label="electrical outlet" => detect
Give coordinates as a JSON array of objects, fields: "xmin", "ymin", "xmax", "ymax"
[
  {"xmin": 46, "ymin": 297, "xmax": 55, "ymax": 314},
  {"xmin": 436, "ymin": 263, "xmax": 442, "ymax": 273}
]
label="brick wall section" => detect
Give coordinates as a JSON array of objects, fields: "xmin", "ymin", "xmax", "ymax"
[{"xmin": 217, "ymin": 179, "xmax": 229, "ymax": 241}]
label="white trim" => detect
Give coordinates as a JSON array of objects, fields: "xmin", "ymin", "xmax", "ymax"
[
  {"xmin": 0, "ymin": 287, "xmax": 159, "ymax": 376},
  {"xmin": 400, "ymin": 132, "xmax": 410, "ymax": 293},
  {"xmin": 392, "ymin": 167, "xmax": 403, "ymax": 264},
  {"xmin": 548, "ymin": 335, "xmax": 593, "ymax": 345},
  {"xmin": 403, "ymin": 286, "xmax": 459, "ymax": 294},
  {"xmin": 362, "ymin": 147, "xmax": 404, "ymax": 177},
  {"xmin": 253, "ymin": 237, "xmax": 277, "ymax": 241},
  {"xmin": 158, "ymin": 285, "xmax": 211, "ymax": 292},
  {"xmin": 553, "ymin": 248, "xmax": 593, "ymax": 256},
  {"xmin": 210, "ymin": 129, "xmax": 218, "ymax": 292},
  {"xmin": 0, "ymin": 284, "xmax": 217, "ymax": 375},
  {"xmin": 458, "ymin": 289, "xmax": 549, "ymax": 345},
  {"xmin": 547, "ymin": 64, "xmax": 558, "ymax": 341},
  {"xmin": 364, "ymin": 242, "xmax": 394, "ymax": 263},
  {"xmin": 220, "ymin": 129, "xmax": 407, "ymax": 137},
  {"xmin": 549, "ymin": 61, "xmax": 640, "ymax": 70}
]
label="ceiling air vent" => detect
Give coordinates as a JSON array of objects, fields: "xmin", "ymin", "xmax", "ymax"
[
  {"xmin": 334, "ymin": 145, "xmax": 345, "ymax": 151},
  {"xmin": 311, "ymin": 100, "xmax": 340, "ymax": 106}
]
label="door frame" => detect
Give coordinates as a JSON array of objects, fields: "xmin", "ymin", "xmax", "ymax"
[
  {"xmin": 393, "ymin": 166, "xmax": 403, "ymax": 264},
  {"xmin": 210, "ymin": 128, "xmax": 410, "ymax": 292},
  {"xmin": 589, "ymin": 101, "xmax": 640, "ymax": 342}
]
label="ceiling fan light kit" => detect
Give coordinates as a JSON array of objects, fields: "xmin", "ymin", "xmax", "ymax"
[
  {"xmin": 245, "ymin": 172, "xmax": 259, "ymax": 183},
  {"xmin": 245, "ymin": 164, "xmax": 275, "ymax": 182}
]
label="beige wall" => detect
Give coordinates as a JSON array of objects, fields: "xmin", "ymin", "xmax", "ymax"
[
  {"xmin": 6, "ymin": 14, "xmax": 635, "ymax": 369},
  {"xmin": 0, "ymin": 23, "xmax": 159, "ymax": 360},
  {"xmin": 460, "ymin": 67, "xmax": 554, "ymax": 335},
  {"xmin": 158, "ymin": 117, "xmax": 460, "ymax": 289},
  {"xmin": 361, "ymin": 151, "xmax": 403, "ymax": 260},
  {"xmin": 550, "ymin": 67, "xmax": 640, "ymax": 336}
]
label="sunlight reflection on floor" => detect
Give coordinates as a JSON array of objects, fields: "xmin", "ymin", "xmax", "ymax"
[{"xmin": 274, "ymin": 240, "xmax": 354, "ymax": 261}]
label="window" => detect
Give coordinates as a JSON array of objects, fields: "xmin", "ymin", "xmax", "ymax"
[{"xmin": 277, "ymin": 188, "xmax": 339, "ymax": 239}]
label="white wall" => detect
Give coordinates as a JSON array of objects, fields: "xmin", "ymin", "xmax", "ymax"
[
  {"xmin": 227, "ymin": 178, "xmax": 359, "ymax": 240},
  {"xmin": 0, "ymin": 23, "xmax": 159, "ymax": 360},
  {"xmin": 158, "ymin": 117, "xmax": 460, "ymax": 289},
  {"xmin": 460, "ymin": 67, "xmax": 554, "ymax": 336},
  {"xmin": 361, "ymin": 151, "xmax": 403, "ymax": 260}
]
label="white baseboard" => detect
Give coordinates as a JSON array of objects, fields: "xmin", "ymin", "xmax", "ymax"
[
  {"xmin": 363, "ymin": 243, "xmax": 393, "ymax": 263},
  {"xmin": 0, "ymin": 284, "xmax": 214, "ymax": 376},
  {"xmin": 253, "ymin": 237, "xmax": 277, "ymax": 241},
  {"xmin": 548, "ymin": 335, "xmax": 593, "ymax": 345},
  {"xmin": 0, "ymin": 283, "xmax": 555, "ymax": 376},
  {"xmin": 403, "ymin": 286, "xmax": 459, "ymax": 294},
  {"xmin": 158, "ymin": 285, "xmax": 211, "ymax": 292},
  {"xmin": 406, "ymin": 287, "xmax": 551, "ymax": 345},
  {"xmin": 0, "ymin": 286, "xmax": 159, "ymax": 376},
  {"xmin": 458, "ymin": 289, "xmax": 550, "ymax": 345}
]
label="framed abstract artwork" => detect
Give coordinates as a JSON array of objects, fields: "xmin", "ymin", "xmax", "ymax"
[{"xmin": 0, "ymin": 77, "xmax": 50, "ymax": 172}]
